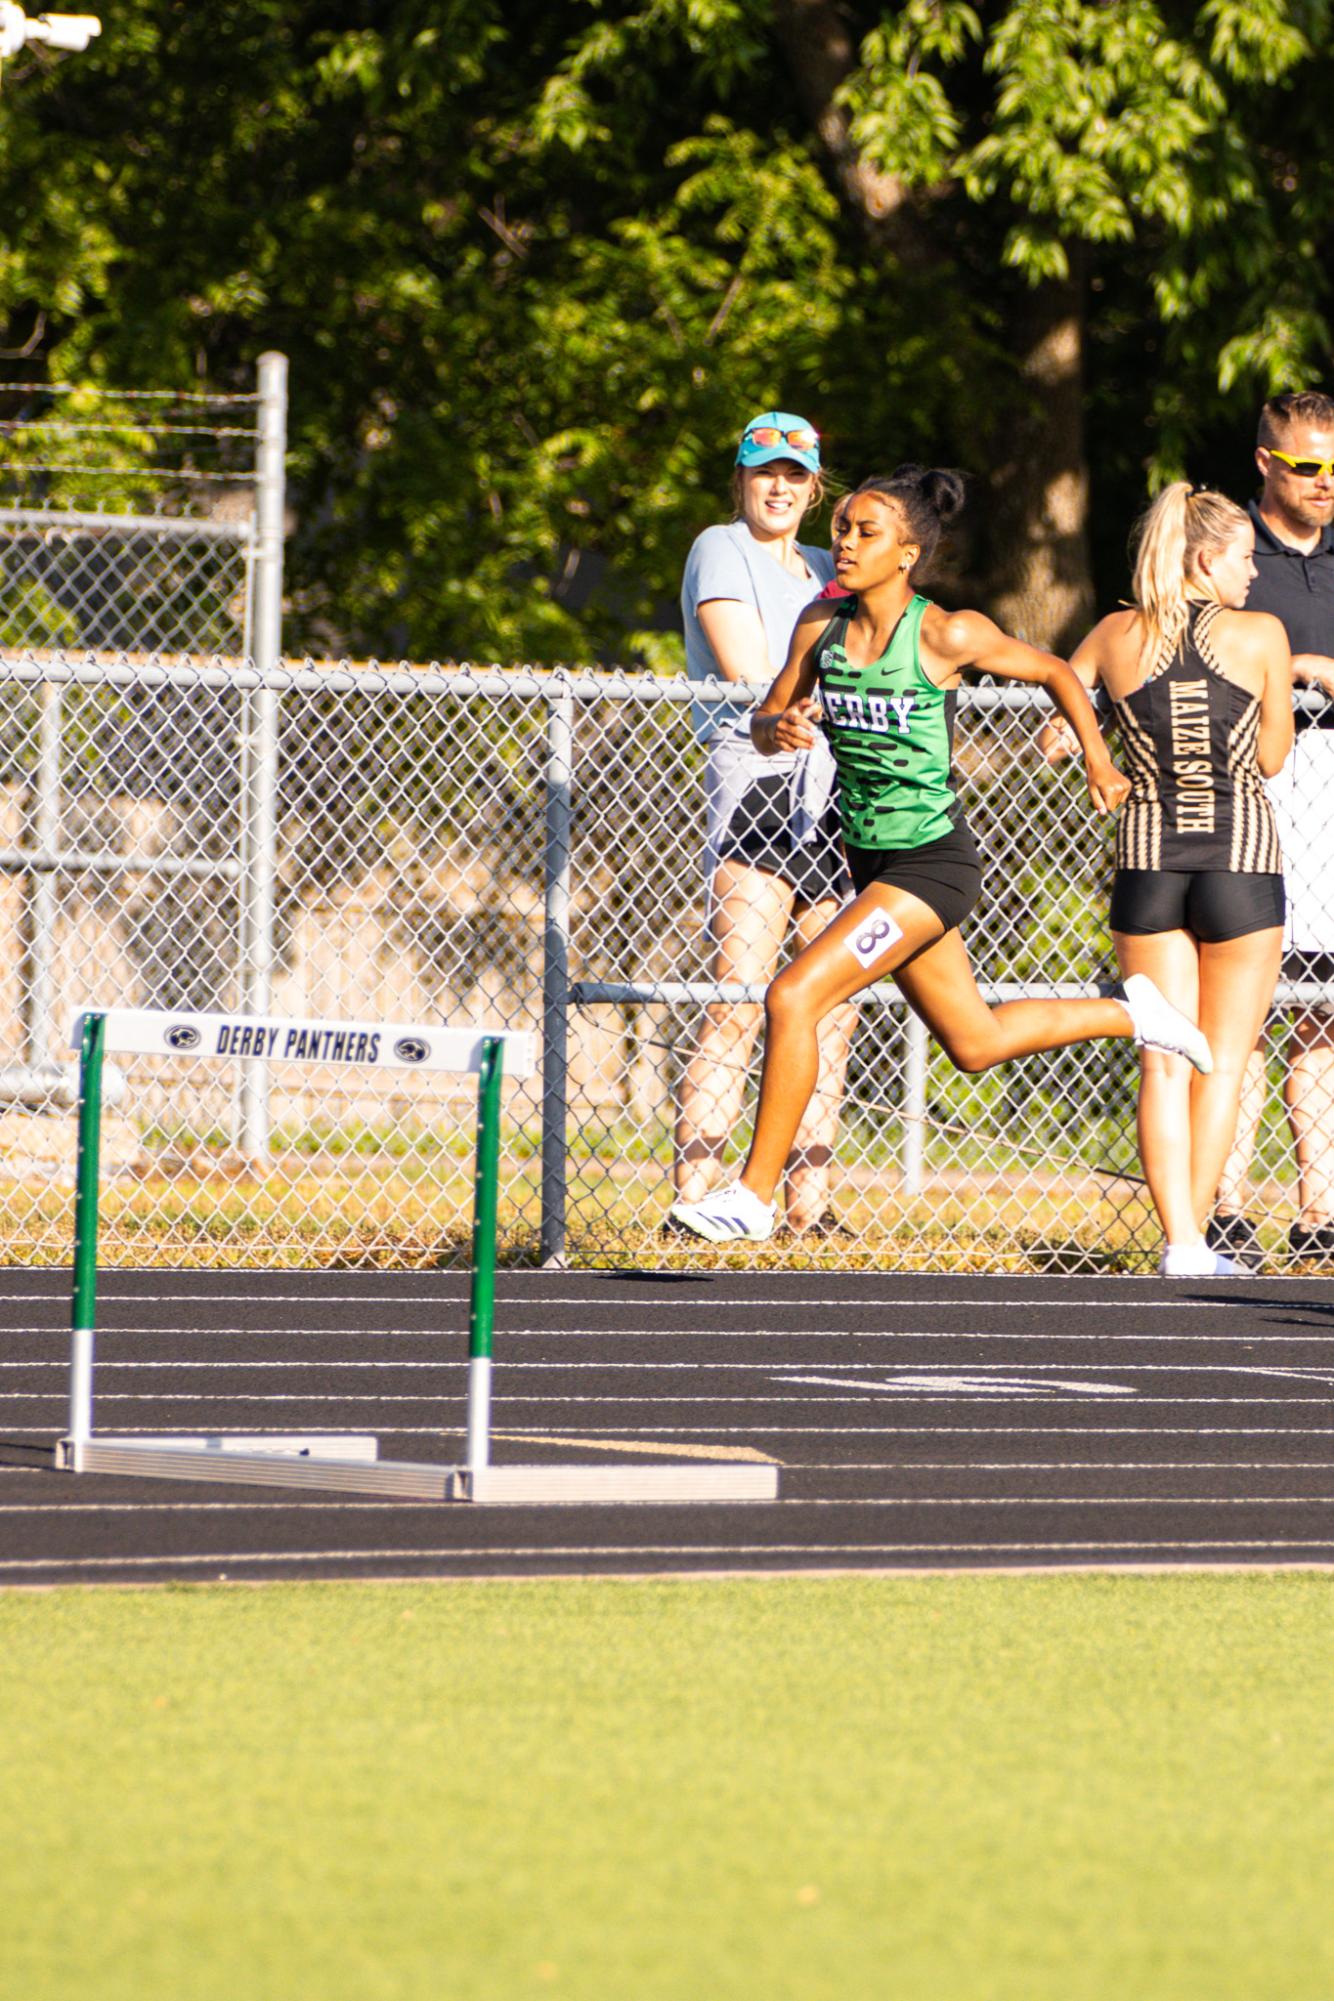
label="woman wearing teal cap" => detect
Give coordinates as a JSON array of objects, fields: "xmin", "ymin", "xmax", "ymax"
[{"xmin": 672, "ymin": 409, "xmax": 857, "ymax": 1235}]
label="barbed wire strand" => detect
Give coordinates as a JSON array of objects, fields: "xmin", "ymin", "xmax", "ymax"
[
  {"xmin": 0, "ymin": 384, "xmax": 259, "ymax": 403},
  {"xmin": 0, "ymin": 420, "xmax": 259, "ymax": 439},
  {"xmin": 0, "ymin": 464, "xmax": 254, "ymax": 481}
]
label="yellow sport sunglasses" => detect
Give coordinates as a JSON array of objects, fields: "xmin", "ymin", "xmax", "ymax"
[{"xmin": 1268, "ymin": 447, "xmax": 1334, "ymax": 478}]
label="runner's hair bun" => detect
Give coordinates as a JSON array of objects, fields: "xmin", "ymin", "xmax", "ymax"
[{"xmin": 889, "ymin": 463, "xmax": 966, "ymax": 524}]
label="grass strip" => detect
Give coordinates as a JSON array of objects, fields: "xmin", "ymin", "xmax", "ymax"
[{"xmin": 4, "ymin": 1570, "xmax": 1334, "ymax": 2000}]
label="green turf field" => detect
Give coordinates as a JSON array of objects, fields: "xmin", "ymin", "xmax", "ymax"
[{"xmin": 5, "ymin": 1571, "xmax": 1333, "ymax": 2000}]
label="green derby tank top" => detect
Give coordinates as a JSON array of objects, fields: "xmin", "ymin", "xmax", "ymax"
[{"xmin": 814, "ymin": 594, "xmax": 962, "ymax": 850}]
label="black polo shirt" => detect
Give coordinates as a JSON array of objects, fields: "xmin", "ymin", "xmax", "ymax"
[{"xmin": 1246, "ymin": 499, "xmax": 1334, "ymax": 653}]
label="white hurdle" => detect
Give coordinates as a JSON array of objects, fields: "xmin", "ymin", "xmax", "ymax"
[{"xmin": 55, "ymin": 1006, "xmax": 778, "ymax": 1506}]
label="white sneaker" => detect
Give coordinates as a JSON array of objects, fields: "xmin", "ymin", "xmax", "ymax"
[
  {"xmin": 1159, "ymin": 1244, "xmax": 1241, "ymax": 1277},
  {"xmin": 1121, "ymin": 973, "xmax": 1213, "ymax": 1074},
  {"xmin": 666, "ymin": 1183, "xmax": 776, "ymax": 1243}
]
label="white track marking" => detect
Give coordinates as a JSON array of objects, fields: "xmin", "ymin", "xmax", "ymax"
[
  {"xmin": 792, "ymin": 1464, "xmax": 1334, "ymax": 1480},
  {"xmin": 0, "ymin": 1289, "xmax": 1323, "ymax": 1311},
  {"xmin": 6, "ymin": 1462, "xmax": 1334, "ymax": 1491},
  {"xmin": 11, "ymin": 1390, "xmax": 1334, "ymax": 1406},
  {"xmin": 7, "ymin": 1496, "xmax": 1334, "ymax": 1504},
  {"xmin": 7, "ymin": 1421, "xmax": 1334, "ymax": 1435},
  {"xmin": 778, "ymin": 1372, "xmax": 1137, "ymax": 1397},
  {"xmin": 7, "ymin": 1493, "xmax": 1334, "ymax": 1516},
  {"xmin": 8, "ymin": 1355, "xmax": 1334, "ymax": 1373},
  {"xmin": 5, "ymin": 1457, "xmax": 1332, "ymax": 1473},
  {"xmin": 784, "ymin": 1496, "xmax": 1334, "ymax": 1504},
  {"xmin": 14, "ymin": 1327, "xmax": 1334, "ymax": 1346},
  {"xmin": 4, "ymin": 1537, "xmax": 1334, "ymax": 1574},
  {"xmin": 0, "ymin": 1502, "xmax": 514, "ymax": 1513},
  {"xmin": 6, "ymin": 1421, "xmax": 1334, "ymax": 1435}
]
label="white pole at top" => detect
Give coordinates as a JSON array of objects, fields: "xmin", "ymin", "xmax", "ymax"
[
  {"xmin": 237, "ymin": 352, "xmax": 287, "ymax": 1160},
  {"xmin": 0, "ymin": 5, "xmax": 101, "ymax": 85}
]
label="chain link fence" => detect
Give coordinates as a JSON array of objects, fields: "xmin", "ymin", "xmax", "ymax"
[
  {"xmin": 0, "ymin": 507, "xmax": 253, "ymax": 657},
  {"xmin": 0, "ymin": 652, "xmax": 1327, "ymax": 1271}
]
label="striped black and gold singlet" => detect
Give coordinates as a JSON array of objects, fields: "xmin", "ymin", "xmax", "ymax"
[{"xmin": 1110, "ymin": 601, "xmax": 1282, "ymax": 875}]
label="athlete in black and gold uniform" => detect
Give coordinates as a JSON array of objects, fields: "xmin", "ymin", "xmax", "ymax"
[
  {"xmin": 668, "ymin": 464, "xmax": 1214, "ymax": 1246},
  {"xmin": 1059, "ymin": 482, "xmax": 1294, "ymax": 1275},
  {"xmin": 1109, "ymin": 598, "xmax": 1285, "ymax": 939}
]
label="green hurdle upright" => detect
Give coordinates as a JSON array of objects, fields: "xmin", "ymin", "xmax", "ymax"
[
  {"xmin": 57, "ymin": 1007, "xmax": 778, "ymax": 1506},
  {"xmin": 464, "ymin": 1031, "xmax": 503, "ymax": 1473}
]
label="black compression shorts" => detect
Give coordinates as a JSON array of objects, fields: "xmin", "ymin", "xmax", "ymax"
[
  {"xmin": 844, "ymin": 819, "xmax": 983, "ymax": 935},
  {"xmin": 1110, "ymin": 869, "xmax": 1286, "ymax": 943},
  {"xmin": 717, "ymin": 771, "xmax": 852, "ymax": 908}
]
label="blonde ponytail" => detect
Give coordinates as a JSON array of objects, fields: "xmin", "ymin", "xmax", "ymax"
[{"xmin": 1131, "ymin": 482, "xmax": 1250, "ymax": 665}]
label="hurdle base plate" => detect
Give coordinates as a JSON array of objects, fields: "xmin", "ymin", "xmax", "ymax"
[
  {"xmin": 456, "ymin": 1462, "xmax": 779, "ymax": 1505},
  {"xmin": 75, "ymin": 1434, "xmax": 382, "ymax": 1463},
  {"xmin": 58, "ymin": 1437, "xmax": 448, "ymax": 1498},
  {"xmin": 57, "ymin": 1437, "xmax": 779, "ymax": 1504}
]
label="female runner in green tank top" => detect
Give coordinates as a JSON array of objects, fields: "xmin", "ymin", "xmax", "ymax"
[{"xmin": 669, "ymin": 464, "xmax": 1218, "ymax": 1243}]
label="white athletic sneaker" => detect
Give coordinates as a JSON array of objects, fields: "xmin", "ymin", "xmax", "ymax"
[
  {"xmin": 1159, "ymin": 1244, "xmax": 1241, "ymax": 1278},
  {"xmin": 666, "ymin": 1183, "xmax": 776, "ymax": 1243},
  {"xmin": 1120, "ymin": 973, "xmax": 1213, "ymax": 1074}
]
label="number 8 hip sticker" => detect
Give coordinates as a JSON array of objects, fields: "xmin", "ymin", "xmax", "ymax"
[{"xmin": 845, "ymin": 908, "xmax": 904, "ymax": 970}]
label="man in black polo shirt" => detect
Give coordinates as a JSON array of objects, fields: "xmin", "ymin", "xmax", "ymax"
[{"xmin": 1213, "ymin": 389, "xmax": 1334, "ymax": 1262}]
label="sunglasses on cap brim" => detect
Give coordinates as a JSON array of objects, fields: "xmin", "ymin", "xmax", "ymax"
[{"xmin": 743, "ymin": 426, "xmax": 819, "ymax": 453}]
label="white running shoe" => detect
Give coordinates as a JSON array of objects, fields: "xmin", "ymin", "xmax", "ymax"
[
  {"xmin": 666, "ymin": 1183, "xmax": 776, "ymax": 1243},
  {"xmin": 1120, "ymin": 973, "xmax": 1213, "ymax": 1074},
  {"xmin": 1159, "ymin": 1244, "xmax": 1241, "ymax": 1277}
]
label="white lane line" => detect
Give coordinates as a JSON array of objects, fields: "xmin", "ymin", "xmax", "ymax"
[
  {"xmin": 10, "ymin": 1456, "xmax": 1334, "ymax": 1472},
  {"xmin": 5, "ymin": 1536, "xmax": 1334, "ymax": 1572},
  {"xmin": 8, "ymin": 1457, "xmax": 1334, "ymax": 1476},
  {"xmin": 786, "ymin": 1495, "xmax": 1334, "ymax": 1507},
  {"xmin": 14, "ymin": 1327, "xmax": 1334, "ymax": 1347},
  {"xmin": 0, "ymin": 1359, "xmax": 1161, "ymax": 1371},
  {"xmin": 795, "ymin": 1460, "xmax": 1334, "ymax": 1472},
  {"xmin": 11, "ymin": 1356, "xmax": 1334, "ymax": 1374},
  {"xmin": 0, "ymin": 1291, "xmax": 1320, "ymax": 1312},
  {"xmin": 6, "ymin": 1493, "xmax": 1334, "ymax": 1517},
  {"xmin": 7, "ymin": 1422, "xmax": 1334, "ymax": 1439},
  {"xmin": 0, "ymin": 1292, "xmax": 479, "ymax": 1304},
  {"xmin": 8, "ymin": 1391, "xmax": 1334, "ymax": 1407},
  {"xmin": 9, "ymin": 1356, "xmax": 1334, "ymax": 1375},
  {"xmin": 0, "ymin": 1501, "xmax": 494, "ymax": 1513}
]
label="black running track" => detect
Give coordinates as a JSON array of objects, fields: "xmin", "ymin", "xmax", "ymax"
[{"xmin": 4, "ymin": 1268, "xmax": 1334, "ymax": 1586}]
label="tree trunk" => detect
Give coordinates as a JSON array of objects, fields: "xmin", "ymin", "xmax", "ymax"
[
  {"xmin": 770, "ymin": 0, "xmax": 930, "ymax": 262},
  {"xmin": 984, "ymin": 270, "xmax": 1095, "ymax": 651},
  {"xmin": 771, "ymin": 5, "xmax": 1096, "ymax": 647}
]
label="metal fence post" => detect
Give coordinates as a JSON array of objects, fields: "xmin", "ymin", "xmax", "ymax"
[
  {"xmin": 902, "ymin": 1010, "xmax": 928, "ymax": 1198},
  {"xmin": 237, "ymin": 350, "xmax": 287, "ymax": 1159},
  {"xmin": 22, "ymin": 678, "xmax": 61, "ymax": 1078},
  {"xmin": 540, "ymin": 681, "xmax": 574, "ymax": 1267}
]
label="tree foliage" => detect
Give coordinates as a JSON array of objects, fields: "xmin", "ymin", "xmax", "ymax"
[{"xmin": 1, "ymin": 0, "xmax": 1331, "ymax": 658}]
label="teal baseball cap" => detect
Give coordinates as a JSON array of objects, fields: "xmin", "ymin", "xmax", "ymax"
[{"xmin": 735, "ymin": 410, "xmax": 821, "ymax": 474}]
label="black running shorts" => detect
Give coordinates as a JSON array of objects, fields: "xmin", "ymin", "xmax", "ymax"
[
  {"xmin": 718, "ymin": 771, "xmax": 852, "ymax": 908},
  {"xmin": 844, "ymin": 819, "xmax": 983, "ymax": 935},
  {"xmin": 1110, "ymin": 868, "xmax": 1286, "ymax": 943}
]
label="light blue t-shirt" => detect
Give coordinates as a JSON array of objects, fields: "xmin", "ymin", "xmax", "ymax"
[{"xmin": 681, "ymin": 521, "xmax": 834, "ymax": 744}]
